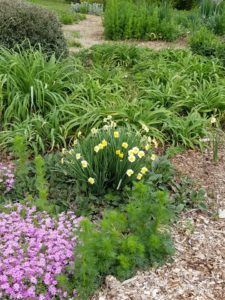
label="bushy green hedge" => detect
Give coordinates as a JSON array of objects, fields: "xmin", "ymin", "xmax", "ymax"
[
  {"xmin": 104, "ymin": 0, "xmax": 180, "ymax": 41},
  {"xmin": 0, "ymin": 0, "xmax": 68, "ymax": 58}
]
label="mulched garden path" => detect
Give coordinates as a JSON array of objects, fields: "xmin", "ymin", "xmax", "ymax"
[{"xmin": 93, "ymin": 142, "xmax": 225, "ymax": 300}]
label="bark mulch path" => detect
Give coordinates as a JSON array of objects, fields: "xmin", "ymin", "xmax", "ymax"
[
  {"xmin": 93, "ymin": 144, "xmax": 225, "ymax": 300},
  {"xmin": 63, "ymin": 15, "xmax": 187, "ymax": 52}
]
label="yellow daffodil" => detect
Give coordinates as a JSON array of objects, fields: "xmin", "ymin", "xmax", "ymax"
[
  {"xmin": 132, "ymin": 147, "xmax": 139, "ymax": 154},
  {"xmin": 98, "ymin": 143, "xmax": 104, "ymax": 150},
  {"xmin": 128, "ymin": 155, "xmax": 136, "ymax": 163},
  {"xmin": 81, "ymin": 160, "xmax": 88, "ymax": 168},
  {"xmin": 78, "ymin": 131, "xmax": 82, "ymax": 137},
  {"xmin": 76, "ymin": 153, "xmax": 81, "ymax": 160},
  {"xmin": 137, "ymin": 173, "xmax": 143, "ymax": 180},
  {"xmin": 119, "ymin": 153, "xmax": 124, "ymax": 159},
  {"xmin": 88, "ymin": 177, "xmax": 95, "ymax": 185},
  {"xmin": 137, "ymin": 150, "xmax": 145, "ymax": 158},
  {"xmin": 61, "ymin": 158, "xmax": 64, "ymax": 164},
  {"xmin": 101, "ymin": 139, "xmax": 108, "ymax": 147},
  {"xmin": 128, "ymin": 149, "xmax": 134, "ymax": 156},
  {"xmin": 145, "ymin": 144, "xmax": 150, "ymax": 151},
  {"xmin": 122, "ymin": 142, "xmax": 128, "ymax": 149},
  {"xmin": 126, "ymin": 169, "xmax": 134, "ymax": 177},
  {"xmin": 151, "ymin": 154, "xmax": 157, "ymax": 161},
  {"xmin": 114, "ymin": 131, "xmax": 119, "ymax": 138},
  {"xmin": 141, "ymin": 167, "xmax": 148, "ymax": 174},
  {"xmin": 94, "ymin": 145, "xmax": 100, "ymax": 153},
  {"xmin": 211, "ymin": 116, "xmax": 216, "ymax": 124},
  {"xmin": 91, "ymin": 128, "xmax": 98, "ymax": 134},
  {"xmin": 116, "ymin": 150, "xmax": 121, "ymax": 156}
]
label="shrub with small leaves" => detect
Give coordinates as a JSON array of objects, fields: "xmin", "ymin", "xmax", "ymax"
[
  {"xmin": 0, "ymin": 0, "xmax": 68, "ymax": 58},
  {"xmin": 70, "ymin": 182, "xmax": 174, "ymax": 299}
]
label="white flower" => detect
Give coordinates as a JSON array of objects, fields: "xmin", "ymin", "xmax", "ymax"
[
  {"xmin": 137, "ymin": 173, "xmax": 143, "ymax": 180},
  {"xmin": 140, "ymin": 167, "xmax": 148, "ymax": 174},
  {"xmin": 88, "ymin": 177, "xmax": 95, "ymax": 185},
  {"xmin": 211, "ymin": 116, "xmax": 216, "ymax": 124},
  {"xmin": 76, "ymin": 153, "xmax": 81, "ymax": 160},
  {"xmin": 126, "ymin": 169, "xmax": 134, "ymax": 177},
  {"xmin": 151, "ymin": 154, "xmax": 157, "ymax": 161},
  {"xmin": 81, "ymin": 160, "xmax": 88, "ymax": 168},
  {"xmin": 128, "ymin": 155, "xmax": 136, "ymax": 163},
  {"xmin": 91, "ymin": 128, "xmax": 98, "ymax": 134},
  {"xmin": 94, "ymin": 145, "xmax": 100, "ymax": 153},
  {"xmin": 137, "ymin": 151, "xmax": 145, "ymax": 158},
  {"xmin": 132, "ymin": 147, "xmax": 139, "ymax": 154}
]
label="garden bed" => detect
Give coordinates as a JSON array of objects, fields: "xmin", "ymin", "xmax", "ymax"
[{"xmin": 93, "ymin": 142, "xmax": 225, "ymax": 300}]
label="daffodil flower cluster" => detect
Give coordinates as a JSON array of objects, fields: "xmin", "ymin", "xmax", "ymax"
[{"xmin": 59, "ymin": 126, "xmax": 158, "ymax": 195}]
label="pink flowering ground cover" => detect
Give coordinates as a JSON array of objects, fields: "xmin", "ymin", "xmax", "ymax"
[
  {"xmin": 0, "ymin": 203, "xmax": 81, "ymax": 300},
  {"xmin": 0, "ymin": 163, "xmax": 14, "ymax": 194}
]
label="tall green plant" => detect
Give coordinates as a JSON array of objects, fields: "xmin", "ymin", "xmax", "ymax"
[{"xmin": 71, "ymin": 182, "xmax": 174, "ymax": 299}]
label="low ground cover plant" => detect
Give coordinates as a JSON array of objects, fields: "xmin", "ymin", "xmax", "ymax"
[
  {"xmin": 0, "ymin": 163, "xmax": 14, "ymax": 197},
  {"xmin": 0, "ymin": 203, "xmax": 81, "ymax": 299}
]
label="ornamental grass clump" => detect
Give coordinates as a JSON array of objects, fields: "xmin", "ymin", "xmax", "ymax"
[
  {"xmin": 0, "ymin": 203, "xmax": 81, "ymax": 299},
  {"xmin": 60, "ymin": 122, "xmax": 158, "ymax": 195},
  {"xmin": 0, "ymin": 163, "xmax": 14, "ymax": 195}
]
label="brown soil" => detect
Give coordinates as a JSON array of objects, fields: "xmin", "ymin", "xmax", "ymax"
[
  {"xmin": 63, "ymin": 15, "xmax": 187, "ymax": 52},
  {"xmin": 92, "ymin": 143, "xmax": 225, "ymax": 300}
]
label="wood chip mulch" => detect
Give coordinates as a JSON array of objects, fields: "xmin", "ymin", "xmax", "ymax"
[{"xmin": 93, "ymin": 143, "xmax": 225, "ymax": 300}]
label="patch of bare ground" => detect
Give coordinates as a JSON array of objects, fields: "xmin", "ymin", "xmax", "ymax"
[
  {"xmin": 62, "ymin": 15, "xmax": 187, "ymax": 52},
  {"xmin": 92, "ymin": 142, "xmax": 225, "ymax": 300}
]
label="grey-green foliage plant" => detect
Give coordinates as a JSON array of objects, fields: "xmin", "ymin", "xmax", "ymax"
[
  {"xmin": 0, "ymin": 0, "xmax": 68, "ymax": 58},
  {"xmin": 71, "ymin": 2, "xmax": 104, "ymax": 15},
  {"xmin": 200, "ymin": 0, "xmax": 225, "ymax": 35},
  {"xmin": 70, "ymin": 182, "xmax": 174, "ymax": 299}
]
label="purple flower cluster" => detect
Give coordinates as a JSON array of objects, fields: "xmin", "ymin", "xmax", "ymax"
[
  {"xmin": 0, "ymin": 163, "xmax": 15, "ymax": 194},
  {"xmin": 0, "ymin": 204, "xmax": 81, "ymax": 299}
]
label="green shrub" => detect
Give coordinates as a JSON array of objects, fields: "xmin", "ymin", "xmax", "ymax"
[
  {"xmin": 104, "ymin": 0, "xmax": 181, "ymax": 41},
  {"xmin": 0, "ymin": 0, "xmax": 68, "ymax": 58},
  {"xmin": 71, "ymin": 182, "xmax": 174, "ymax": 299},
  {"xmin": 189, "ymin": 27, "xmax": 220, "ymax": 57},
  {"xmin": 216, "ymin": 42, "xmax": 225, "ymax": 66}
]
